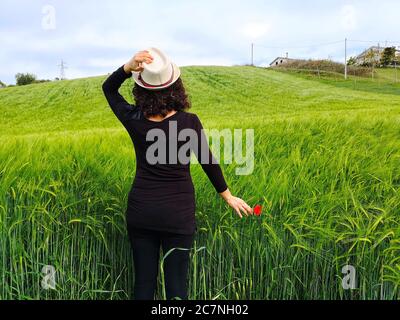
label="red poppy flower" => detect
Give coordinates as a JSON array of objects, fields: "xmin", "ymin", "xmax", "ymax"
[{"xmin": 254, "ymin": 205, "xmax": 262, "ymax": 216}]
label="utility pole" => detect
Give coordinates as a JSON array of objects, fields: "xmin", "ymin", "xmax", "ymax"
[
  {"xmin": 58, "ymin": 59, "xmax": 67, "ymax": 80},
  {"xmin": 344, "ymin": 38, "xmax": 348, "ymax": 80},
  {"xmin": 251, "ymin": 43, "xmax": 254, "ymax": 66}
]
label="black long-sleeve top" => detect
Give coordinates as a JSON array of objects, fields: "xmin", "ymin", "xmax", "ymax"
[{"xmin": 102, "ymin": 66, "xmax": 228, "ymax": 234}]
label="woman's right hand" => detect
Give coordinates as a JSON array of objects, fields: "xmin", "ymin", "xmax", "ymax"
[
  {"xmin": 220, "ymin": 189, "xmax": 253, "ymax": 219},
  {"xmin": 124, "ymin": 51, "xmax": 154, "ymax": 74}
]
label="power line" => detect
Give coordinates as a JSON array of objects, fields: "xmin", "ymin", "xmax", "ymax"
[
  {"xmin": 253, "ymin": 39, "xmax": 400, "ymax": 51},
  {"xmin": 251, "ymin": 43, "xmax": 254, "ymax": 66},
  {"xmin": 254, "ymin": 40, "xmax": 344, "ymax": 50},
  {"xmin": 57, "ymin": 59, "xmax": 67, "ymax": 80},
  {"xmin": 348, "ymin": 39, "xmax": 400, "ymax": 44}
]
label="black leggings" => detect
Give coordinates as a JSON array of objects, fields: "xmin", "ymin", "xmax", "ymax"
[{"xmin": 127, "ymin": 226, "xmax": 195, "ymax": 300}]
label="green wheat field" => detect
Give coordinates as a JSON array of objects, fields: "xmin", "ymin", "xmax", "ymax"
[{"xmin": 0, "ymin": 66, "xmax": 399, "ymax": 300}]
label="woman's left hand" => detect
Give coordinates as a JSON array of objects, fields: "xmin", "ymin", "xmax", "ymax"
[{"xmin": 220, "ymin": 189, "xmax": 253, "ymax": 219}]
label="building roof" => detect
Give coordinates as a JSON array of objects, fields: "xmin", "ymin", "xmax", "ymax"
[
  {"xmin": 356, "ymin": 46, "xmax": 394, "ymax": 59},
  {"xmin": 269, "ymin": 57, "xmax": 296, "ymax": 66}
]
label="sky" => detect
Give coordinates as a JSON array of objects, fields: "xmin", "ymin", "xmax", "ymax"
[{"xmin": 1, "ymin": 0, "xmax": 399, "ymax": 84}]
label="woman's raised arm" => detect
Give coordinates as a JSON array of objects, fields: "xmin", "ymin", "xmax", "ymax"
[{"xmin": 102, "ymin": 51, "xmax": 153, "ymax": 124}]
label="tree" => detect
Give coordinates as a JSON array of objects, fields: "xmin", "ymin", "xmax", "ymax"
[
  {"xmin": 362, "ymin": 49, "xmax": 377, "ymax": 67},
  {"xmin": 347, "ymin": 56, "xmax": 357, "ymax": 66},
  {"xmin": 380, "ymin": 47, "xmax": 396, "ymax": 67},
  {"xmin": 15, "ymin": 73, "xmax": 37, "ymax": 86},
  {"xmin": 362, "ymin": 49, "xmax": 379, "ymax": 78},
  {"xmin": 0, "ymin": 80, "xmax": 6, "ymax": 88}
]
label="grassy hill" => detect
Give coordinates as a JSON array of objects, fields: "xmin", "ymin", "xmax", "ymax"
[{"xmin": 1, "ymin": 66, "xmax": 400, "ymax": 299}]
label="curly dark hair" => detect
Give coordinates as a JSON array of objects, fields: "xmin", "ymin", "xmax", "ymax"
[{"xmin": 133, "ymin": 78, "xmax": 191, "ymax": 118}]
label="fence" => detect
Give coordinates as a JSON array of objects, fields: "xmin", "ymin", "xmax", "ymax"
[
  {"xmin": 267, "ymin": 66, "xmax": 399, "ymax": 95},
  {"xmin": 250, "ymin": 39, "xmax": 400, "ymax": 83}
]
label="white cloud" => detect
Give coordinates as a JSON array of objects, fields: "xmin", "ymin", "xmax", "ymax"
[
  {"xmin": 74, "ymin": 26, "xmax": 135, "ymax": 50},
  {"xmin": 241, "ymin": 22, "xmax": 271, "ymax": 40},
  {"xmin": 1, "ymin": 0, "xmax": 400, "ymax": 84},
  {"xmin": 177, "ymin": 56, "xmax": 235, "ymax": 67},
  {"xmin": 341, "ymin": 5, "xmax": 357, "ymax": 31},
  {"xmin": 86, "ymin": 57, "xmax": 127, "ymax": 68}
]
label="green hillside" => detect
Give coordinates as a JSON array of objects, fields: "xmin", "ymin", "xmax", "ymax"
[{"xmin": 1, "ymin": 66, "xmax": 400, "ymax": 299}]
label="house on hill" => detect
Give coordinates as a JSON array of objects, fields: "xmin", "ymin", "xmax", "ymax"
[
  {"xmin": 355, "ymin": 45, "xmax": 400, "ymax": 65},
  {"xmin": 269, "ymin": 53, "xmax": 297, "ymax": 67},
  {"xmin": 355, "ymin": 46, "xmax": 384, "ymax": 65}
]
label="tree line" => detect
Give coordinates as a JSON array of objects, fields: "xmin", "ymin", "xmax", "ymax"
[{"xmin": 0, "ymin": 73, "xmax": 64, "ymax": 88}]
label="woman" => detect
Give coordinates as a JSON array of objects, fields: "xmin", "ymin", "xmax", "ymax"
[{"xmin": 102, "ymin": 48, "xmax": 253, "ymax": 300}]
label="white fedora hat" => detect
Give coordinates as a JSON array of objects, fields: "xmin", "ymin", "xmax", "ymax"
[{"xmin": 132, "ymin": 47, "xmax": 181, "ymax": 90}]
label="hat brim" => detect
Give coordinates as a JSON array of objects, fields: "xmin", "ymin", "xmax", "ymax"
[{"xmin": 132, "ymin": 63, "xmax": 181, "ymax": 91}]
